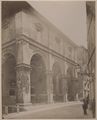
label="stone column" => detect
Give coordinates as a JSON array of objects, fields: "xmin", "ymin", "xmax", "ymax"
[
  {"xmin": 76, "ymin": 93, "xmax": 79, "ymax": 101},
  {"xmin": 65, "ymin": 93, "xmax": 68, "ymax": 102},
  {"xmin": 64, "ymin": 77, "xmax": 68, "ymax": 102},
  {"xmin": 46, "ymin": 70, "xmax": 54, "ymax": 104},
  {"xmin": 16, "ymin": 64, "xmax": 31, "ymax": 105}
]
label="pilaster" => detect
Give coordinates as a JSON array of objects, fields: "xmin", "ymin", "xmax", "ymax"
[{"xmin": 16, "ymin": 39, "xmax": 23, "ymax": 64}]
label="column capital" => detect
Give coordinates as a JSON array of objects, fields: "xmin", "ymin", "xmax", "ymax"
[
  {"xmin": 45, "ymin": 70, "xmax": 52, "ymax": 75},
  {"xmin": 16, "ymin": 39, "xmax": 28, "ymax": 46},
  {"xmin": 16, "ymin": 63, "xmax": 32, "ymax": 71},
  {"xmin": 15, "ymin": 34, "xmax": 30, "ymax": 45}
]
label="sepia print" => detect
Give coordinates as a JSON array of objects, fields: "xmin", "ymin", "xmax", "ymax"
[{"xmin": 1, "ymin": 1, "xmax": 96, "ymax": 119}]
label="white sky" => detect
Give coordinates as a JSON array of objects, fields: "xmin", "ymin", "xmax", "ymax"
[{"xmin": 28, "ymin": 1, "xmax": 87, "ymax": 48}]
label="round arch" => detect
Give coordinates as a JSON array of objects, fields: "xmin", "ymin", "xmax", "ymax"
[
  {"xmin": 52, "ymin": 62, "xmax": 64, "ymax": 102},
  {"xmin": 2, "ymin": 53, "xmax": 17, "ymax": 106},
  {"xmin": 2, "ymin": 50, "xmax": 16, "ymax": 64},
  {"xmin": 30, "ymin": 53, "xmax": 47, "ymax": 103},
  {"xmin": 29, "ymin": 50, "xmax": 48, "ymax": 70}
]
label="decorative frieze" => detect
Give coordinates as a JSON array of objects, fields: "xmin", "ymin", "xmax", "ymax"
[
  {"xmin": 16, "ymin": 69, "xmax": 29, "ymax": 93},
  {"xmin": 16, "ymin": 63, "xmax": 31, "ymax": 103}
]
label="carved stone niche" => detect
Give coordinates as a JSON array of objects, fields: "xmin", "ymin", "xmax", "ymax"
[{"xmin": 35, "ymin": 23, "xmax": 43, "ymax": 32}]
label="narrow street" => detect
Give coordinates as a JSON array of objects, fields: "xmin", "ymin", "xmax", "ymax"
[{"xmin": 4, "ymin": 102, "xmax": 93, "ymax": 119}]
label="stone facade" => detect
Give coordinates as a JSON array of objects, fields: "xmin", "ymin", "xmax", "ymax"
[
  {"xmin": 2, "ymin": 1, "xmax": 87, "ymax": 106},
  {"xmin": 76, "ymin": 46, "xmax": 88, "ymax": 99}
]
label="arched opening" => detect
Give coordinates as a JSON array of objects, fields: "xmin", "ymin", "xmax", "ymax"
[
  {"xmin": 52, "ymin": 62, "xmax": 63, "ymax": 102},
  {"xmin": 2, "ymin": 54, "xmax": 16, "ymax": 105},
  {"xmin": 30, "ymin": 54, "xmax": 47, "ymax": 103}
]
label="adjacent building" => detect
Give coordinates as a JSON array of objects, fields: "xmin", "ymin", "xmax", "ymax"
[
  {"xmin": 76, "ymin": 46, "xmax": 88, "ymax": 99},
  {"xmin": 86, "ymin": 1, "xmax": 95, "ymax": 102}
]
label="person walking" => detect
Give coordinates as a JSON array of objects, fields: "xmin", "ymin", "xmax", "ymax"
[
  {"xmin": 91, "ymin": 98, "xmax": 95, "ymax": 118},
  {"xmin": 82, "ymin": 98, "xmax": 88, "ymax": 115},
  {"xmin": 86, "ymin": 94, "xmax": 89, "ymax": 105}
]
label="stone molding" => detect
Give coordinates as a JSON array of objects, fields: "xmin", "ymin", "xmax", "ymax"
[
  {"xmin": 16, "ymin": 63, "xmax": 32, "ymax": 71},
  {"xmin": 2, "ymin": 33, "xmax": 79, "ymax": 66},
  {"xmin": 2, "ymin": 40, "xmax": 16, "ymax": 49},
  {"xmin": 16, "ymin": 34, "xmax": 78, "ymax": 66},
  {"xmin": 16, "ymin": 38, "xmax": 27, "ymax": 46}
]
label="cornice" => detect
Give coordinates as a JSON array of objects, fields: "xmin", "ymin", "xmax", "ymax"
[
  {"xmin": 2, "ymin": 33, "xmax": 79, "ymax": 66},
  {"xmin": 2, "ymin": 40, "xmax": 16, "ymax": 49},
  {"xmin": 16, "ymin": 34, "xmax": 79, "ymax": 66}
]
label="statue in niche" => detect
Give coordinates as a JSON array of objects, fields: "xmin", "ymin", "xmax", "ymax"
[{"xmin": 34, "ymin": 23, "xmax": 43, "ymax": 42}]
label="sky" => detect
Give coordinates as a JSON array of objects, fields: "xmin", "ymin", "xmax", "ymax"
[{"xmin": 28, "ymin": 1, "xmax": 87, "ymax": 48}]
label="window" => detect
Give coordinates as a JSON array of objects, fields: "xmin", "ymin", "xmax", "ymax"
[
  {"xmin": 9, "ymin": 80, "xmax": 16, "ymax": 87},
  {"xmin": 31, "ymin": 87, "xmax": 35, "ymax": 94},
  {"xmin": 9, "ymin": 89, "xmax": 15, "ymax": 96}
]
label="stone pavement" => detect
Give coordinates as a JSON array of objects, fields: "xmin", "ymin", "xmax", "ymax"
[{"xmin": 3, "ymin": 101, "xmax": 93, "ymax": 119}]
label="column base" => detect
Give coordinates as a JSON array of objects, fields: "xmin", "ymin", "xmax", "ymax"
[
  {"xmin": 17, "ymin": 103, "xmax": 32, "ymax": 111},
  {"xmin": 64, "ymin": 94, "xmax": 68, "ymax": 102},
  {"xmin": 47, "ymin": 93, "xmax": 54, "ymax": 104},
  {"xmin": 17, "ymin": 102, "xmax": 32, "ymax": 106}
]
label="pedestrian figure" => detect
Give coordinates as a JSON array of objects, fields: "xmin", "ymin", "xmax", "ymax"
[
  {"xmin": 86, "ymin": 94, "xmax": 89, "ymax": 105},
  {"xmin": 91, "ymin": 98, "xmax": 95, "ymax": 118},
  {"xmin": 82, "ymin": 98, "xmax": 88, "ymax": 115}
]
